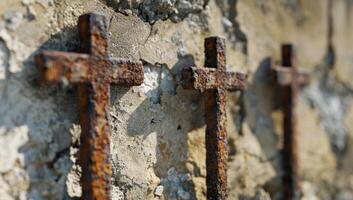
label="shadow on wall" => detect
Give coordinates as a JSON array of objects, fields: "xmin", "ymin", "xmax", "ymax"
[
  {"xmin": 21, "ymin": 25, "xmax": 138, "ymax": 200},
  {"xmin": 243, "ymin": 56, "xmax": 284, "ymax": 198},
  {"xmin": 24, "ymin": 26, "xmax": 81, "ymax": 200},
  {"xmin": 109, "ymin": 54, "xmax": 206, "ymax": 199},
  {"xmin": 0, "ymin": 26, "xmax": 87, "ymax": 199}
]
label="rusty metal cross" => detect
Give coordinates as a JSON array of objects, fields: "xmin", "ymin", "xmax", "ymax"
[
  {"xmin": 181, "ymin": 36, "xmax": 246, "ymax": 200},
  {"xmin": 272, "ymin": 44, "xmax": 310, "ymax": 200},
  {"xmin": 35, "ymin": 13, "xmax": 144, "ymax": 199}
]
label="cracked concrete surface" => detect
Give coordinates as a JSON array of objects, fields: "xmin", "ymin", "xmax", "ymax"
[{"xmin": 0, "ymin": 0, "xmax": 353, "ymax": 199}]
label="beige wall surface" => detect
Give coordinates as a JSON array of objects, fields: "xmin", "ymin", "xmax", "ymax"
[{"xmin": 0, "ymin": 0, "xmax": 352, "ymax": 199}]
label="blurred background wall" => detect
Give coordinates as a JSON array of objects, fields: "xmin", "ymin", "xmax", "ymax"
[{"xmin": 0, "ymin": 0, "xmax": 352, "ymax": 199}]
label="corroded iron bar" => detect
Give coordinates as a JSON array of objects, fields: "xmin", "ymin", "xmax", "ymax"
[
  {"xmin": 109, "ymin": 59, "xmax": 144, "ymax": 85},
  {"xmin": 281, "ymin": 44, "xmax": 299, "ymax": 200},
  {"xmin": 36, "ymin": 51, "xmax": 91, "ymax": 84},
  {"xmin": 275, "ymin": 44, "xmax": 309, "ymax": 200},
  {"xmin": 181, "ymin": 36, "xmax": 246, "ymax": 200},
  {"xmin": 272, "ymin": 67, "xmax": 310, "ymax": 87},
  {"xmin": 35, "ymin": 13, "xmax": 143, "ymax": 200},
  {"xmin": 181, "ymin": 67, "xmax": 246, "ymax": 91},
  {"xmin": 77, "ymin": 14, "xmax": 112, "ymax": 200},
  {"xmin": 204, "ymin": 37, "xmax": 228, "ymax": 200}
]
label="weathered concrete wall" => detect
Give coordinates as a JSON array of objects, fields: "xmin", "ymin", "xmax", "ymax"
[{"xmin": 0, "ymin": 0, "xmax": 352, "ymax": 199}]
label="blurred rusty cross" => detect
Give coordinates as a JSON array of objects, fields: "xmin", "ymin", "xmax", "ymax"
[
  {"xmin": 35, "ymin": 13, "xmax": 144, "ymax": 200},
  {"xmin": 181, "ymin": 36, "xmax": 246, "ymax": 200},
  {"xmin": 272, "ymin": 44, "xmax": 310, "ymax": 200}
]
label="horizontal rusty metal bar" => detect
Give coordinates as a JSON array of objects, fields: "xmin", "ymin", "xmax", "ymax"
[
  {"xmin": 35, "ymin": 51, "xmax": 90, "ymax": 84},
  {"xmin": 181, "ymin": 67, "xmax": 246, "ymax": 91},
  {"xmin": 272, "ymin": 67, "xmax": 310, "ymax": 87},
  {"xmin": 36, "ymin": 51, "xmax": 144, "ymax": 86},
  {"xmin": 109, "ymin": 58, "xmax": 144, "ymax": 85}
]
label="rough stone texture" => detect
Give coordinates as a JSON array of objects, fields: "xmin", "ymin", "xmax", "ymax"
[
  {"xmin": 106, "ymin": 0, "xmax": 207, "ymax": 23},
  {"xmin": 0, "ymin": 0, "xmax": 353, "ymax": 200}
]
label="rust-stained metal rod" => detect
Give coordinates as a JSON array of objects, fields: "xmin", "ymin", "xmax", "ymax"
[
  {"xmin": 181, "ymin": 37, "xmax": 246, "ymax": 200},
  {"xmin": 281, "ymin": 44, "xmax": 300, "ymax": 200},
  {"xmin": 35, "ymin": 13, "xmax": 144, "ymax": 200},
  {"xmin": 272, "ymin": 44, "xmax": 310, "ymax": 200}
]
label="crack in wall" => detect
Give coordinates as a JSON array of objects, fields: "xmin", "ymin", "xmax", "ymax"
[
  {"xmin": 0, "ymin": 39, "xmax": 9, "ymax": 80},
  {"xmin": 304, "ymin": 0, "xmax": 353, "ymax": 156},
  {"xmin": 215, "ymin": 0, "xmax": 248, "ymax": 54}
]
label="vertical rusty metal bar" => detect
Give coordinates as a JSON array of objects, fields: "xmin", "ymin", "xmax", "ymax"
[
  {"xmin": 78, "ymin": 14, "xmax": 108, "ymax": 58},
  {"xmin": 77, "ymin": 14, "xmax": 111, "ymax": 200},
  {"xmin": 78, "ymin": 83, "xmax": 112, "ymax": 200},
  {"xmin": 204, "ymin": 37, "xmax": 228, "ymax": 200},
  {"xmin": 281, "ymin": 44, "xmax": 300, "ymax": 200}
]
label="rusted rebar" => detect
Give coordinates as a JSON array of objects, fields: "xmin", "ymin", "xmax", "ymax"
[
  {"xmin": 181, "ymin": 36, "xmax": 246, "ymax": 200},
  {"xmin": 35, "ymin": 13, "xmax": 144, "ymax": 200},
  {"xmin": 272, "ymin": 44, "xmax": 310, "ymax": 200}
]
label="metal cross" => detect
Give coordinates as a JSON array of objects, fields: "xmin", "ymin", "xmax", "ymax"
[
  {"xmin": 35, "ymin": 13, "xmax": 144, "ymax": 200},
  {"xmin": 181, "ymin": 36, "xmax": 246, "ymax": 200},
  {"xmin": 272, "ymin": 44, "xmax": 310, "ymax": 200}
]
